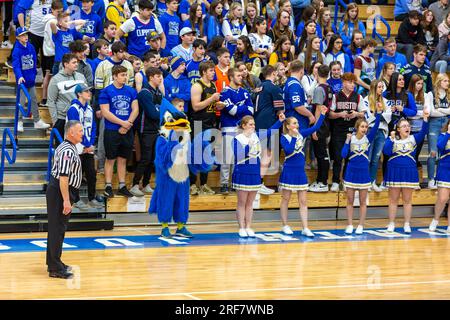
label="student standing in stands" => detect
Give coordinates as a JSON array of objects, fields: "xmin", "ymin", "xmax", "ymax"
[
  {"xmin": 189, "ymin": 61, "xmax": 223, "ymax": 196},
  {"xmin": 117, "ymin": 0, "xmax": 166, "ymax": 59},
  {"xmin": 99, "ymin": 65, "xmax": 139, "ymax": 199},
  {"xmin": 428, "ymin": 73, "xmax": 450, "ymax": 190},
  {"xmin": 12, "ymin": 27, "xmax": 51, "ymax": 132},
  {"xmin": 396, "ymin": 10, "xmax": 425, "ymax": 63},
  {"xmin": 429, "ymin": 120, "xmax": 450, "ymax": 233},
  {"xmin": 328, "ymin": 73, "xmax": 366, "ymax": 193},
  {"xmin": 342, "ymin": 104, "xmax": 382, "ymax": 235},
  {"xmin": 384, "ymin": 111, "xmax": 430, "ymax": 233},
  {"xmin": 79, "ymin": 0, "xmax": 103, "ymax": 46},
  {"xmin": 402, "ymin": 45, "xmax": 432, "ymax": 93},
  {"xmin": 279, "ymin": 107, "xmax": 326, "ymax": 237},
  {"xmin": 364, "ymin": 80, "xmax": 392, "ymax": 193},
  {"xmin": 324, "ymin": 35, "xmax": 352, "ymax": 73},
  {"xmin": 106, "ymin": 0, "xmax": 128, "ymax": 32},
  {"xmin": 159, "ymin": 0, "xmax": 182, "ymax": 55},
  {"xmin": 268, "ymin": 36, "xmax": 293, "ymax": 67},
  {"xmin": 222, "ymin": 2, "xmax": 248, "ymax": 57},
  {"xmin": 219, "ymin": 67, "xmax": 254, "ymax": 194},
  {"xmin": 186, "ymin": 39, "xmax": 208, "ymax": 84}
]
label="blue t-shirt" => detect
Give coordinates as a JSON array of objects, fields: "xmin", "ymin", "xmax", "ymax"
[
  {"xmin": 283, "ymin": 77, "xmax": 309, "ymax": 130},
  {"xmin": 185, "ymin": 58, "xmax": 206, "ymax": 84},
  {"xmin": 179, "ymin": 0, "xmax": 206, "ymax": 16},
  {"xmin": 53, "ymin": 28, "xmax": 83, "ymax": 62},
  {"xmin": 98, "ymin": 84, "xmax": 138, "ymax": 130},
  {"xmin": 156, "ymin": 0, "xmax": 167, "ymax": 16},
  {"xmin": 327, "ymin": 78, "xmax": 343, "ymax": 95},
  {"xmin": 159, "ymin": 12, "xmax": 181, "ymax": 51}
]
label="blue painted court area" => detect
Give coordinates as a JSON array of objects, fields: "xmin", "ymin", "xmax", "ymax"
[{"xmin": 0, "ymin": 226, "xmax": 449, "ymax": 253}]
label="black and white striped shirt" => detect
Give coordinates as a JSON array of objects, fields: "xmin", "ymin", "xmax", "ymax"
[{"xmin": 51, "ymin": 140, "xmax": 82, "ymax": 189}]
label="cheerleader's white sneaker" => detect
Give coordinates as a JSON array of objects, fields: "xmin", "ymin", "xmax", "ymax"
[
  {"xmin": 387, "ymin": 222, "xmax": 395, "ymax": 233},
  {"xmin": 429, "ymin": 219, "xmax": 439, "ymax": 232},
  {"xmin": 446, "ymin": 226, "xmax": 450, "ymax": 234},
  {"xmin": 245, "ymin": 228, "xmax": 256, "ymax": 237},
  {"xmin": 404, "ymin": 223, "xmax": 411, "ymax": 234},
  {"xmin": 371, "ymin": 182, "xmax": 382, "ymax": 192},
  {"xmin": 302, "ymin": 228, "xmax": 314, "ymax": 237},
  {"xmin": 428, "ymin": 179, "xmax": 438, "ymax": 190},
  {"xmin": 330, "ymin": 182, "xmax": 340, "ymax": 192},
  {"xmin": 345, "ymin": 225, "xmax": 354, "ymax": 234},
  {"xmin": 238, "ymin": 229, "xmax": 248, "ymax": 238},
  {"xmin": 355, "ymin": 225, "xmax": 364, "ymax": 235},
  {"xmin": 282, "ymin": 225, "xmax": 294, "ymax": 235}
]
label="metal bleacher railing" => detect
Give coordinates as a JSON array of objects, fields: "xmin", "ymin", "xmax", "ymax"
[
  {"xmin": 0, "ymin": 128, "xmax": 17, "ymax": 195},
  {"xmin": 44, "ymin": 128, "xmax": 63, "ymax": 192},
  {"xmin": 333, "ymin": 0, "xmax": 349, "ymax": 31},
  {"xmin": 371, "ymin": 14, "xmax": 391, "ymax": 45},
  {"xmin": 14, "ymin": 83, "xmax": 31, "ymax": 147}
]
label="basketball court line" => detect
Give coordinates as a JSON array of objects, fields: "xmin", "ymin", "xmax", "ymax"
[{"xmin": 45, "ymin": 278, "xmax": 450, "ymax": 300}]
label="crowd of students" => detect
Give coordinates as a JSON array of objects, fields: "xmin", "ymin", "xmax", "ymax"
[{"xmin": 8, "ymin": 0, "xmax": 450, "ymax": 237}]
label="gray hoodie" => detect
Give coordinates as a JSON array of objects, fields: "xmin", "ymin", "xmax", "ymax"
[{"xmin": 47, "ymin": 70, "xmax": 87, "ymax": 124}]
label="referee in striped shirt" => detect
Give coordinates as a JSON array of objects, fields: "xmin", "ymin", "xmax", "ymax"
[{"xmin": 46, "ymin": 120, "xmax": 83, "ymax": 279}]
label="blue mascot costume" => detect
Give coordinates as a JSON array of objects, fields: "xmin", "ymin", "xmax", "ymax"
[{"xmin": 149, "ymin": 99, "xmax": 215, "ymax": 238}]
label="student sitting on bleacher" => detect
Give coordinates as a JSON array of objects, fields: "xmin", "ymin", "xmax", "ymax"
[
  {"xmin": 396, "ymin": 10, "xmax": 425, "ymax": 63},
  {"xmin": 430, "ymin": 33, "xmax": 450, "ymax": 74}
]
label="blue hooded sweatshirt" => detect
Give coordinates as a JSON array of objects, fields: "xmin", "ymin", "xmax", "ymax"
[{"xmin": 12, "ymin": 40, "xmax": 37, "ymax": 89}]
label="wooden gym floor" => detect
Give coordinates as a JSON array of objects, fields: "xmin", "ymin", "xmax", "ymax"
[{"xmin": 1, "ymin": 217, "xmax": 450, "ymax": 300}]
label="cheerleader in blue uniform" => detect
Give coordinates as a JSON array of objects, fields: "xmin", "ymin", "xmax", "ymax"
[
  {"xmin": 383, "ymin": 110, "xmax": 430, "ymax": 233},
  {"xmin": 429, "ymin": 121, "xmax": 450, "ymax": 233},
  {"xmin": 341, "ymin": 104, "xmax": 382, "ymax": 235},
  {"xmin": 232, "ymin": 113, "xmax": 285, "ymax": 238},
  {"xmin": 278, "ymin": 106, "xmax": 327, "ymax": 237}
]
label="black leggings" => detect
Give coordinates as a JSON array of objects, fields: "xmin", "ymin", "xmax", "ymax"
[
  {"xmin": 312, "ymin": 135, "xmax": 330, "ymax": 185},
  {"xmin": 3, "ymin": 2, "xmax": 12, "ymax": 40}
]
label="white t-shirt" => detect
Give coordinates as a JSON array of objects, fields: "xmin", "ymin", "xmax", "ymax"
[
  {"xmin": 43, "ymin": 14, "xmax": 57, "ymax": 57},
  {"xmin": 29, "ymin": 0, "xmax": 53, "ymax": 36},
  {"xmin": 248, "ymin": 33, "xmax": 272, "ymax": 53}
]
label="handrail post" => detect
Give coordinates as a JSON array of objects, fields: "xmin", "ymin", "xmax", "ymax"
[
  {"xmin": 44, "ymin": 128, "xmax": 63, "ymax": 192},
  {"xmin": 0, "ymin": 128, "xmax": 17, "ymax": 195},
  {"xmin": 371, "ymin": 14, "xmax": 391, "ymax": 45},
  {"xmin": 333, "ymin": 0, "xmax": 349, "ymax": 32}
]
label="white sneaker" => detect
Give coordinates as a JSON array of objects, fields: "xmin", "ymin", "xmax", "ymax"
[
  {"xmin": 130, "ymin": 184, "xmax": 144, "ymax": 197},
  {"xmin": 302, "ymin": 228, "xmax": 314, "ymax": 237},
  {"xmin": 245, "ymin": 228, "xmax": 256, "ymax": 237},
  {"xmin": 428, "ymin": 179, "xmax": 438, "ymax": 190},
  {"xmin": 282, "ymin": 225, "xmax": 294, "ymax": 235},
  {"xmin": 355, "ymin": 225, "xmax": 364, "ymax": 235},
  {"xmin": 387, "ymin": 222, "xmax": 395, "ymax": 233},
  {"xmin": 308, "ymin": 181, "xmax": 318, "ymax": 191},
  {"xmin": 345, "ymin": 225, "xmax": 354, "ymax": 234},
  {"xmin": 446, "ymin": 226, "xmax": 450, "ymax": 234},
  {"xmin": 379, "ymin": 182, "xmax": 388, "ymax": 191},
  {"xmin": 34, "ymin": 119, "xmax": 50, "ymax": 129},
  {"xmin": 372, "ymin": 182, "xmax": 382, "ymax": 192},
  {"xmin": 258, "ymin": 184, "xmax": 275, "ymax": 195},
  {"xmin": 17, "ymin": 121, "xmax": 24, "ymax": 133},
  {"xmin": 429, "ymin": 219, "xmax": 439, "ymax": 232},
  {"xmin": 330, "ymin": 182, "xmax": 340, "ymax": 192},
  {"xmin": 1, "ymin": 41, "xmax": 13, "ymax": 49},
  {"xmin": 143, "ymin": 184, "xmax": 154, "ymax": 193},
  {"xmin": 309, "ymin": 182, "xmax": 329, "ymax": 192},
  {"xmin": 238, "ymin": 228, "xmax": 248, "ymax": 238},
  {"xmin": 404, "ymin": 223, "xmax": 411, "ymax": 234}
]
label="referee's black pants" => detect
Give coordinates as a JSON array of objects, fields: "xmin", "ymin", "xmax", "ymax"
[
  {"xmin": 53, "ymin": 119, "xmax": 66, "ymax": 148},
  {"xmin": 46, "ymin": 177, "xmax": 79, "ymax": 272}
]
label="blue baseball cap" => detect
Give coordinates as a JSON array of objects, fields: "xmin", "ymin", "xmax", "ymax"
[
  {"xmin": 15, "ymin": 27, "xmax": 29, "ymax": 37},
  {"xmin": 74, "ymin": 84, "xmax": 92, "ymax": 96}
]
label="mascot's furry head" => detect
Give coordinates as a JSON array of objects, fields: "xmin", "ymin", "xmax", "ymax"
[{"xmin": 159, "ymin": 98, "xmax": 191, "ymax": 138}]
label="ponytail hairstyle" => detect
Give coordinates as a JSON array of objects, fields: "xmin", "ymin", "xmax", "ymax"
[
  {"xmin": 238, "ymin": 115, "xmax": 255, "ymax": 130},
  {"xmin": 354, "ymin": 117, "xmax": 369, "ymax": 135},
  {"xmin": 282, "ymin": 116, "xmax": 297, "ymax": 135},
  {"xmin": 395, "ymin": 118, "xmax": 411, "ymax": 139}
]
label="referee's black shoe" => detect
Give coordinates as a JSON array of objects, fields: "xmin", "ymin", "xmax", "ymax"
[
  {"xmin": 49, "ymin": 270, "xmax": 73, "ymax": 279},
  {"xmin": 117, "ymin": 186, "xmax": 133, "ymax": 197},
  {"xmin": 47, "ymin": 264, "xmax": 72, "ymax": 273}
]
